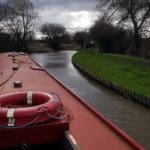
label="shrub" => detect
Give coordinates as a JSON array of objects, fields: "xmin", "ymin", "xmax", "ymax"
[{"xmin": 89, "ymin": 20, "xmax": 132, "ymax": 54}]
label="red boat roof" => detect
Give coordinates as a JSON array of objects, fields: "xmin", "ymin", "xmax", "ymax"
[{"xmin": 0, "ymin": 53, "xmax": 144, "ymax": 150}]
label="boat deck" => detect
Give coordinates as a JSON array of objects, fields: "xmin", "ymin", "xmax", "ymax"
[{"xmin": 0, "ymin": 53, "xmax": 144, "ymax": 150}]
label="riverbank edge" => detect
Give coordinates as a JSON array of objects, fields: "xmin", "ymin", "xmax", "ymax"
[{"xmin": 72, "ymin": 59, "xmax": 150, "ymax": 108}]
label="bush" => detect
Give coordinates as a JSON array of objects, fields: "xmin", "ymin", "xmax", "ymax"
[
  {"xmin": 47, "ymin": 37, "xmax": 62, "ymax": 50},
  {"xmin": 89, "ymin": 20, "xmax": 132, "ymax": 54},
  {"xmin": 0, "ymin": 33, "xmax": 15, "ymax": 52}
]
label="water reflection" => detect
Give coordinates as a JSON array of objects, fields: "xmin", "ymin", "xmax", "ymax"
[{"xmin": 31, "ymin": 51, "xmax": 150, "ymax": 150}]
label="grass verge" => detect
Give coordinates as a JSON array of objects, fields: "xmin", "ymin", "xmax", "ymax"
[{"xmin": 72, "ymin": 49, "xmax": 150, "ymax": 98}]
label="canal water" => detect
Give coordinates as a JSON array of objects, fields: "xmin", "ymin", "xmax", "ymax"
[{"xmin": 31, "ymin": 51, "xmax": 150, "ymax": 149}]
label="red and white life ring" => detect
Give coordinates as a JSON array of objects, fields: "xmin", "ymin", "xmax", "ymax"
[{"xmin": 0, "ymin": 91, "xmax": 64, "ymax": 127}]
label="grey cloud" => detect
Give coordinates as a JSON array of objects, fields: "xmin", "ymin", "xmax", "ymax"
[
  {"xmin": 33, "ymin": 0, "xmax": 97, "ymax": 11},
  {"xmin": 1, "ymin": 0, "xmax": 98, "ymax": 33},
  {"xmin": 33, "ymin": 0, "xmax": 98, "ymax": 33}
]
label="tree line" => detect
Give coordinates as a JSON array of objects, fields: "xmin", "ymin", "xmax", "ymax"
[
  {"xmin": 75, "ymin": 0, "xmax": 150, "ymax": 57},
  {"xmin": 0, "ymin": 0, "xmax": 37, "ymax": 52},
  {"xmin": 96, "ymin": 0, "xmax": 150, "ymax": 57},
  {"xmin": 0, "ymin": 0, "xmax": 150, "ymax": 58}
]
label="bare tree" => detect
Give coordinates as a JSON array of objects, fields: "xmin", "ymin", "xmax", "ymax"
[
  {"xmin": 97, "ymin": 0, "xmax": 150, "ymax": 55},
  {"xmin": 0, "ymin": 2, "xmax": 6, "ymax": 21},
  {"xmin": 74, "ymin": 31, "xmax": 90, "ymax": 49},
  {"xmin": 2, "ymin": 0, "xmax": 38, "ymax": 51},
  {"xmin": 41, "ymin": 23, "xmax": 66, "ymax": 50},
  {"xmin": 0, "ymin": 2, "xmax": 9, "ymax": 33},
  {"xmin": 41, "ymin": 23, "xmax": 65, "ymax": 39}
]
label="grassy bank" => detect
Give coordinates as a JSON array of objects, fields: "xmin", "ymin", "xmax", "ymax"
[{"xmin": 72, "ymin": 49, "xmax": 150, "ymax": 98}]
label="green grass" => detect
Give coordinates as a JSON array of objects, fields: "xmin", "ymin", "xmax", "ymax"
[{"xmin": 72, "ymin": 49, "xmax": 150, "ymax": 98}]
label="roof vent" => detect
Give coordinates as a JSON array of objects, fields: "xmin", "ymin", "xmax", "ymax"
[
  {"xmin": 12, "ymin": 66, "xmax": 19, "ymax": 71},
  {"xmin": 13, "ymin": 81, "xmax": 22, "ymax": 88}
]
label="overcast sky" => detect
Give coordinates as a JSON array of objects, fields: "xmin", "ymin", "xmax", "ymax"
[{"xmin": 33, "ymin": 0, "xmax": 99, "ymax": 35}]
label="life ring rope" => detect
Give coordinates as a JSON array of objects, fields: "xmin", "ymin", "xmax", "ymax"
[
  {"xmin": 0, "ymin": 106, "xmax": 68, "ymax": 129},
  {"xmin": 46, "ymin": 108, "xmax": 68, "ymax": 120},
  {"xmin": 0, "ymin": 92, "xmax": 69, "ymax": 128}
]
